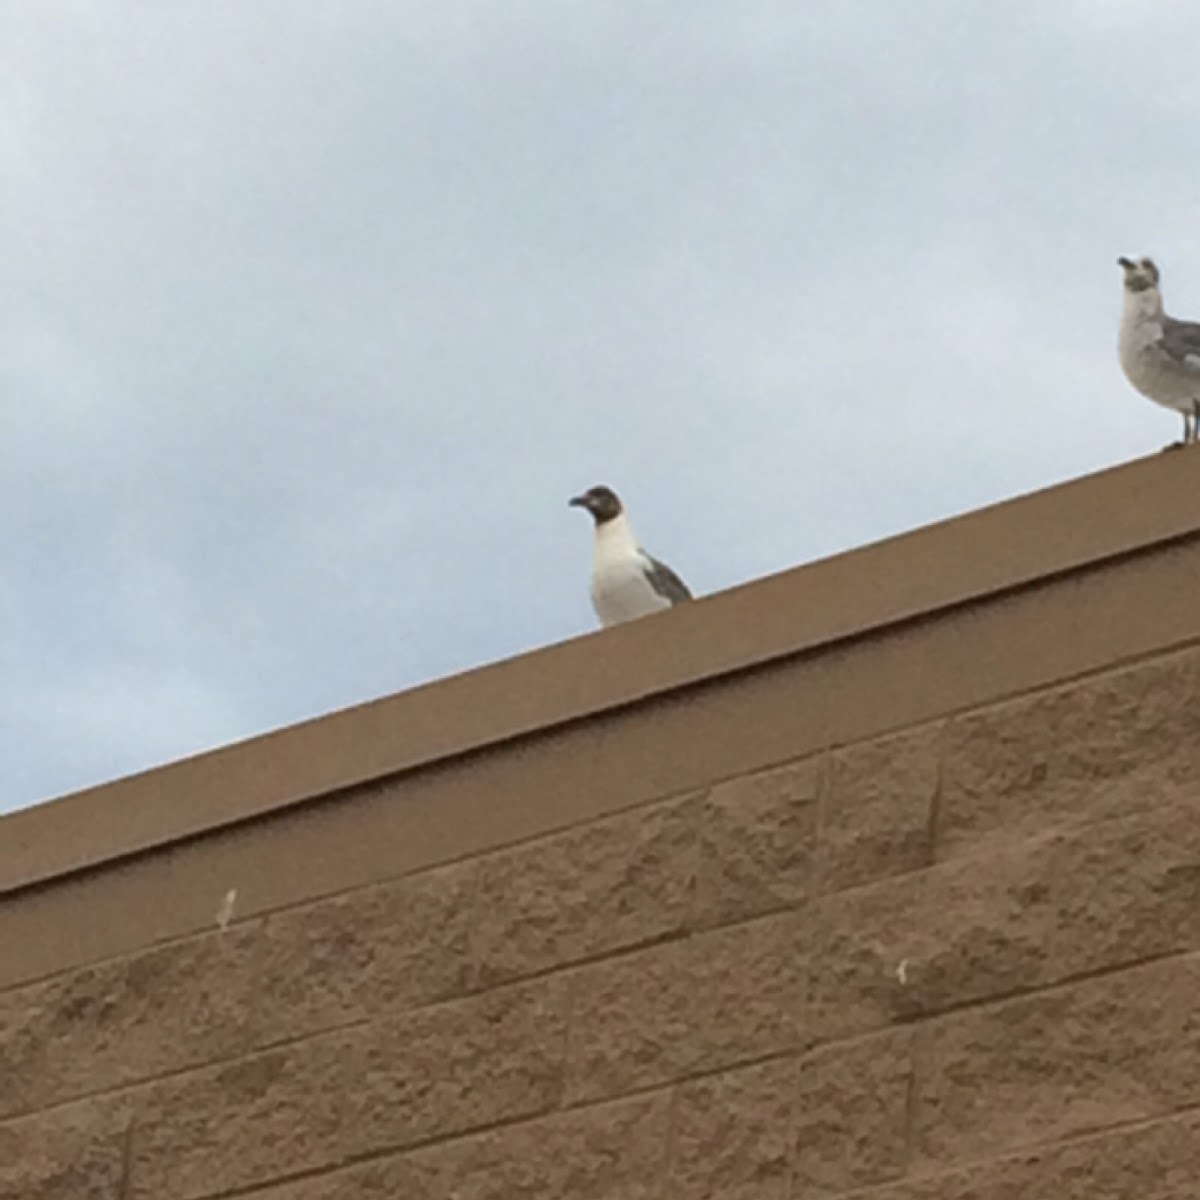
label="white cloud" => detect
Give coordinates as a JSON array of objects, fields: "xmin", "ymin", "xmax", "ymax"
[{"xmin": 1, "ymin": 2, "xmax": 1194, "ymax": 809}]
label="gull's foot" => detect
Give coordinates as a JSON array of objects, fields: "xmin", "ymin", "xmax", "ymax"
[{"xmin": 1162, "ymin": 440, "xmax": 1186, "ymax": 452}]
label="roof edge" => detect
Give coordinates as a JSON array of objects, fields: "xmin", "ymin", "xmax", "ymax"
[{"xmin": 5, "ymin": 451, "xmax": 1198, "ymax": 893}]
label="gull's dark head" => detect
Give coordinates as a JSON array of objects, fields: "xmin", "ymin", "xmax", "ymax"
[
  {"xmin": 569, "ymin": 484, "xmax": 623, "ymax": 525},
  {"xmin": 1118, "ymin": 256, "xmax": 1160, "ymax": 293}
]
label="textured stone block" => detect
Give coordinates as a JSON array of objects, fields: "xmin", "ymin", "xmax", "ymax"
[
  {"xmin": 940, "ymin": 647, "xmax": 1200, "ymax": 856},
  {"xmin": 808, "ymin": 860, "xmax": 1042, "ymax": 1043},
  {"xmin": 857, "ymin": 1107, "xmax": 1200, "ymax": 1200},
  {"xmin": 693, "ymin": 759, "xmax": 819, "ymax": 927},
  {"xmin": 0, "ymin": 1097, "xmax": 130, "ymax": 1200},
  {"xmin": 239, "ymin": 1093, "xmax": 672, "ymax": 1200},
  {"xmin": 0, "ymin": 862, "xmax": 479, "ymax": 1121},
  {"xmin": 0, "ymin": 925, "xmax": 263, "ymax": 1118},
  {"xmin": 565, "ymin": 911, "xmax": 807, "ymax": 1104},
  {"xmin": 809, "ymin": 803, "xmax": 1200, "ymax": 1038},
  {"xmin": 670, "ymin": 1057, "xmax": 798, "ymax": 1200},
  {"xmin": 471, "ymin": 795, "xmax": 698, "ymax": 986},
  {"xmin": 792, "ymin": 1029, "xmax": 912, "ymax": 1194},
  {"xmin": 1021, "ymin": 804, "xmax": 1200, "ymax": 978},
  {"xmin": 823, "ymin": 724, "xmax": 939, "ymax": 891},
  {"xmin": 129, "ymin": 978, "xmax": 569, "ymax": 1200},
  {"xmin": 254, "ymin": 858, "xmax": 476, "ymax": 1033},
  {"xmin": 914, "ymin": 954, "xmax": 1200, "ymax": 1167}
]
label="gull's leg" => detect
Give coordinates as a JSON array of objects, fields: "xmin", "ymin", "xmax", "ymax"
[
  {"xmin": 1191, "ymin": 400, "xmax": 1200, "ymax": 444},
  {"xmin": 1165, "ymin": 410, "xmax": 1189, "ymax": 451}
]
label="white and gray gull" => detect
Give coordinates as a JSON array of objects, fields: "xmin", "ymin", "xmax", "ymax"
[
  {"xmin": 1118, "ymin": 256, "xmax": 1200, "ymax": 447},
  {"xmin": 569, "ymin": 484, "xmax": 692, "ymax": 627}
]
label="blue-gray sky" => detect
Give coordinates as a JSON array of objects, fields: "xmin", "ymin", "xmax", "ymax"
[{"xmin": 3, "ymin": 2, "xmax": 1198, "ymax": 811}]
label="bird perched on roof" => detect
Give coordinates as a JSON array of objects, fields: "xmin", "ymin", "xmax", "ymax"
[
  {"xmin": 569, "ymin": 484, "xmax": 692, "ymax": 627},
  {"xmin": 1118, "ymin": 256, "xmax": 1200, "ymax": 447}
]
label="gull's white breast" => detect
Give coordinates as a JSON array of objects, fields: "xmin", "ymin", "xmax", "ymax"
[
  {"xmin": 589, "ymin": 518, "xmax": 671, "ymax": 627},
  {"xmin": 1120, "ymin": 308, "xmax": 1200, "ymax": 412},
  {"xmin": 591, "ymin": 551, "xmax": 670, "ymax": 626}
]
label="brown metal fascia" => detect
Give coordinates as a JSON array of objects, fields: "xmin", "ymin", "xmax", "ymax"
[{"xmin": 3, "ymin": 450, "xmax": 1199, "ymax": 895}]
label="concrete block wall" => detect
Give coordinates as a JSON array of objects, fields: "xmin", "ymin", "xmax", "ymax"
[{"xmin": 4, "ymin": 455, "xmax": 1200, "ymax": 1199}]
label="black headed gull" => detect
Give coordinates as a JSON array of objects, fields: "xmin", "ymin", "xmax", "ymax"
[{"xmin": 569, "ymin": 484, "xmax": 692, "ymax": 627}]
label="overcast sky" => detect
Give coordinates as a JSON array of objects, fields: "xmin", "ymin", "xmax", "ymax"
[{"xmin": 3, "ymin": 1, "xmax": 1198, "ymax": 812}]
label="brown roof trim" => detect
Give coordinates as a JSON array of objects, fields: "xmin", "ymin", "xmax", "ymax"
[{"xmin": 4, "ymin": 450, "xmax": 1199, "ymax": 894}]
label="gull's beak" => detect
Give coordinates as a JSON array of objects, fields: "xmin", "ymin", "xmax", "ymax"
[
  {"xmin": 1118, "ymin": 256, "xmax": 1136, "ymax": 270},
  {"xmin": 568, "ymin": 494, "xmax": 587, "ymax": 509}
]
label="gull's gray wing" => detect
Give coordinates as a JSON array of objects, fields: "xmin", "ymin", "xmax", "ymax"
[
  {"xmin": 1158, "ymin": 316, "xmax": 1200, "ymax": 369},
  {"xmin": 640, "ymin": 552, "xmax": 692, "ymax": 605}
]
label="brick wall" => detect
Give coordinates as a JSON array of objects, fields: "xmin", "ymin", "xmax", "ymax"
[{"xmin": 4, "ymin": 457, "xmax": 1200, "ymax": 1199}]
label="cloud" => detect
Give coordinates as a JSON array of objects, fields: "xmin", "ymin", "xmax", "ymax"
[{"xmin": 2, "ymin": 2, "xmax": 1196, "ymax": 808}]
